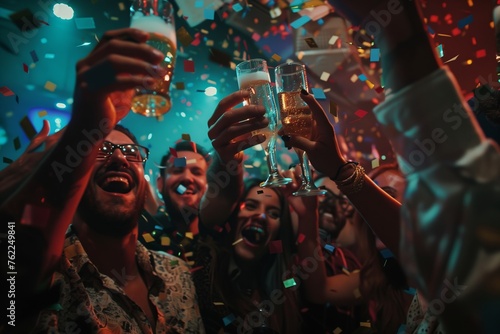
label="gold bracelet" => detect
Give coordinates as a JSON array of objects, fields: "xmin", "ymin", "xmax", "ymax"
[{"xmin": 335, "ymin": 164, "xmax": 365, "ymax": 195}]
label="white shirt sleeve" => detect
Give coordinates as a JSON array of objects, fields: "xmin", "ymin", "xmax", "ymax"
[{"xmin": 372, "ymin": 67, "xmax": 500, "ymax": 314}]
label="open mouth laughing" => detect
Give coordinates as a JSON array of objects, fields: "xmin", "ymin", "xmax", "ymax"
[
  {"xmin": 241, "ymin": 223, "xmax": 268, "ymax": 246},
  {"xmin": 97, "ymin": 172, "xmax": 134, "ymax": 194}
]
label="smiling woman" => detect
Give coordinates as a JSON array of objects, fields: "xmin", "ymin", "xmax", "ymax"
[{"xmin": 192, "ymin": 178, "xmax": 302, "ymax": 334}]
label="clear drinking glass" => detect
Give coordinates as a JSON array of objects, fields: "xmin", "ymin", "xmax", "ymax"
[
  {"xmin": 236, "ymin": 59, "xmax": 291, "ymax": 188},
  {"xmin": 275, "ymin": 62, "xmax": 327, "ymax": 196},
  {"xmin": 130, "ymin": 0, "xmax": 176, "ymax": 117}
]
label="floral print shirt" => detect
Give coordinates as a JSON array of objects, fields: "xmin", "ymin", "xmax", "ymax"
[{"xmin": 33, "ymin": 227, "xmax": 205, "ymax": 333}]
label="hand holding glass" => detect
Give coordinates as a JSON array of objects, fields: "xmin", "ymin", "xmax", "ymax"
[
  {"xmin": 236, "ymin": 59, "xmax": 291, "ymax": 188},
  {"xmin": 275, "ymin": 62, "xmax": 327, "ymax": 196},
  {"xmin": 130, "ymin": 0, "xmax": 176, "ymax": 117}
]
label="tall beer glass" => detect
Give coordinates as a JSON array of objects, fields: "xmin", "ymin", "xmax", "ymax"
[
  {"xmin": 275, "ymin": 62, "xmax": 327, "ymax": 196},
  {"xmin": 130, "ymin": 0, "xmax": 176, "ymax": 117},
  {"xmin": 236, "ymin": 59, "xmax": 291, "ymax": 188}
]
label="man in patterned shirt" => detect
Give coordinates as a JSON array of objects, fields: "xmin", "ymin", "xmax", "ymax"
[{"xmin": 0, "ymin": 28, "xmax": 204, "ymax": 333}]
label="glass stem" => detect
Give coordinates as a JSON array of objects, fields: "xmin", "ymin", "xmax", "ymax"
[
  {"xmin": 266, "ymin": 134, "xmax": 279, "ymax": 174},
  {"xmin": 300, "ymin": 150, "xmax": 313, "ymax": 185}
]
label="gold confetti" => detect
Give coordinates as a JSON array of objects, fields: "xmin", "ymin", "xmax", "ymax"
[
  {"xmin": 181, "ymin": 133, "xmax": 191, "ymax": 141},
  {"xmin": 232, "ymin": 238, "xmax": 243, "ymax": 246},
  {"xmin": 271, "ymin": 53, "xmax": 282, "ymax": 62},
  {"xmin": 185, "ymin": 232, "xmax": 193, "ymax": 240},
  {"xmin": 118, "ymin": 2, "xmax": 125, "ymax": 10},
  {"xmin": 161, "ymin": 236, "xmax": 171, "ymax": 246},
  {"xmin": 44, "ymin": 81, "xmax": 57, "ymax": 92},
  {"xmin": 371, "ymin": 159, "xmax": 380, "ymax": 169},
  {"xmin": 38, "ymin": 110, "xmax": 47, "ymax": 117},
  {"xmin": 142, "ymin": 233, "xmax": 155, "ymax": 243},
  {"xmin": 360, "ymin": 321, "xmax": 371, "ymax": 328}
]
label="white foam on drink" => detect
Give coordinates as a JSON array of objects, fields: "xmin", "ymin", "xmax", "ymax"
[
  {"xmin": 238, "ymin": 71, "xmax": 270, "ymax": 89},
  {"xmin": 131, "ymin": 13, "xmax": 177, "ymax": 45}
]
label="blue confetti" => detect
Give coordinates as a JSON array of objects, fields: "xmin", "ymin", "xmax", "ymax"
[
  {"xmin": 290, "ymin": 15, "xmax": 311, "ymax": 29},
  {"xmin": 380, "ymin": 248, "xmax": 394, "ymax": 259},
  {"xmin": 370, "ymin": 48, "xmax": 380, "ymax": 62},
  {"xmin": 324, "ymin": 244, "xmax": 335, "ymax": 253},
  {"xmin": 311, "ymin": 87, "xmax": 326, "ymax": 99},
  {"xmin": 457, "ymin": 15, "xmax": 473, "ymax": 29},
  {"xmin": 358, "ymin": 74, "xmax": 367, "ymax": 82},
  {"xmin": 427, "ymin": 25, "xmax": 435, "ymax": 35},
  {"xmin": 232, "ymin": 3, "xmax": 243, "ymax": 12},
  {"xmin": 223, "ymin": 314, "xmax": 236, "ymax": 326}
]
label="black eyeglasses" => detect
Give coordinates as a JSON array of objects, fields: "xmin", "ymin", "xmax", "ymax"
[{"xmin": 97, "ymin": 141, "xmax": 150, "ymax": 162}]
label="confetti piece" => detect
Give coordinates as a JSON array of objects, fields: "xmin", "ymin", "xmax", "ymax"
[
  {"xmin": 232, "ymin": 3, "xmax": 243, "ymax": 12},
  {"xmin": 251, "ymin": 32, "xmax": 261, "ymax": 42},
  {"xmin": 269, "ymin": 240, "xmax": 283, "ymax": 254},
  {"xmin": 320, "ymin": 72, "xmax": 330, "ymax": 81},
  {"xmin": 270, "ymin": 7, "xmax": 282, "ymax": 19},
  {"xmin": 329, "ymin": 100, "xmax": 338, "ymax": 117},
  {"xmin": 333, "ymin": 328, "xmax": 343, "ymax": 334},
  {"xmin": 118, "ymin": 2, "xmax": 126, "ymax": 10},
  {"xmin": 354, "ymin": 109, "xmax": 368, "ymax": 118},
  {"xmin": 324, "ymin": 244, "xmax": 335, "ymax": 253},
  {"xmin": 283, "ymin": 278, "xmax": 297, "ymax": 288},
  {"xmin": 213, "ymin": 301, "xmax": 225, "ymax": 306},
  {"xmin": 174, "ymin": 157, "xmax": 187, "ymax": 167},
  {"xmin": 0, "ymin": 87, "xmax": 14, "ymax": 96},
  {"xmin": 13, "ymin": 137, "xmax": 20, "ymax": 150},
  {"xmin": 404, "ymin": 287, "xmax": 417, "ymax": 295},
  {"xmin": 436, "ymin": 44, "xmax": 444, "ymax": 58},
  {"xmin": 177, "ymin": 26, "xmax": 194, "ymax": 47},
  {"xmin": 353, "ymin": 288, "xmax": 362, "ymax": 299},
  {"xmin": 380, "ymin": 248, "xmax": 394, "ymax": 258},
  {"xmin": 375, "ymin": 86, "xmax": 384, "ymax": 94},
  {"xmin": 457, "ymin": 14, "xmax": 473, "ymax": 29},
  {"xmin": 223, "ymin": 314, "xmax": 236, "ymax": 326},
  {"xmin": 175, "ymin": 82, "xmax": 185, "ymax": 90},
  {"xmin": 142, "ymin": 233, "xmax": 155, "ymax": 243},
  {"xmin": 290, "ymin": 15, "xmax": 311, "ymax": 29},
  {"xmin": 44, "ymin": 81, "xmax": 57, "ymax": 92},
  {"xmin": 20, "ymin": 116, "xmax": 37, "ymax": 140},
  {"xmin": 181, "ymin": 133, "xmax": 191, "ymax": 141},
  {"xmin": 232, "ymin": 238, "xmax": 243, "ymax": 246},
  {"xmin": 444, "ymin": 55, "xmax": 459, "ymax": 64},
  {"xmin": 370, "ymin": 48, "xmax": 380, "ymax": 61},
  {"xmin": 342, "ymin": 267, "xmax": 351, "ymax": 275},
  {"xmin": 358, "ymin": 74, "xmax": 367, "ymax": 82},
  {"xmin": 271, "ymin": 54, "xmax": 282, "ymax": 62},
  {"xmin": 23, "ymin": 63, "xmax": 29, "ymax": 73},
  {"xmin": 3, "ymin": 157, "xmax": 13, "ymax": 164},
  {"xmin": 360, "ymin": 321, "xmax": 371, "ymax": 328},
  {"xmin": 328, "ymin": 35, "xmax": 339, "ymax": 45},
  {"xmin": 451, "ymin": 27, "xmax": 461, "ymax": 36},
  {"xmin": 365, "ymin": 80, "xmax": 375, "ymax": 89},
  {"xmin": 169, "ymin": 259, "xmax": 178, "ymax": 266},
  {"xmin": 189, "ymin": 266, "xmax": 203, "ymax": 273},
  {"xmin": 161, "ymin": 236, "xmax": 171, "ymax": 246},
  {"xmin": 185, "ymin": 232, "xmax": 193, "ymax": 240},
  {"xmin": 169, "ymin": 147, "xmax": 178, "ymax": 157},
  {"xmin": 476, "ymin": 49, "xmax": 486, "ymax": 58},
  {"xmin": 296, "ymin": 233, "xmax": 305, "ymax": 244},
  {"xmin": 184, "ymin": 60, "xmax": 195, "ymax": 72},
  {"xmin": 304, "ymin": 37, "xmax": 318, "ymax": 48},
  {"xmin": 176, "ymin": 184, "xmax": 187, "ymax": 194},
  {"xmin": 311, "ymin": 88, "xmax": 326, "ymax": 99},
  {"xmin": 371, "ymin": 158, "xmax": 380, "ymax": 169},
  {"xmin": 350, "ymin": 74, "xmax": 358, "ymax": 83}
]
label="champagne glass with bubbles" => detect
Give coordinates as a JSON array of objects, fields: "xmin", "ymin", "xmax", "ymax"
[
  {"xmin": 236, "ymin": 59, "xmax": 291, "ymax": 188},
  {"xmin": 275, "ymin": 62, "xmax": 327, "ymax": 196}
]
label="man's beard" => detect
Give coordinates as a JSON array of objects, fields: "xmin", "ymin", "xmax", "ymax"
[
  {"xmin": 77, "ymin": 187, "xmax": 145, "ymax": 237},
  {"xmin": 162, "ymin": 192, "xmax": 198, "ymax": 231}
]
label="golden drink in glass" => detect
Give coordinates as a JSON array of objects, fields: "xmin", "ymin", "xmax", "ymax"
[{"xmin": 130, "ymin": 1, "xmax": 176, "ymax": 117}]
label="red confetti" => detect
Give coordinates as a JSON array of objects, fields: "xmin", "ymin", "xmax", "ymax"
[
  {"xmin": 451, "ymin": 28, "xmax": 461, "ymax": 36},
  {"xmin": 354, "ymin": 109, "xmax": 368, "ymax": 118},
  {"xmin": 296, "ymin": 233, "xmax": 306, "ymax": 244},
  {"xmin": 476, "ymin": 49, "xmax": 486, "ymax": 58},
  {"xmin": 375, "ymin": 86, "xmax": 384, "ymax": 94},
  {"xmin": 23, "ymin": 63, "xmax": 29, "ymax": 73},
  {"xmin": 430, "ymin": 15, "xmax": 439, "ymax": 23},
  {"xmin": 184, "ymin": 59, "xmax": 195, "ymax": 72},
  {"xmin": 0, "ymin": 86, "xmax": 15, "ymax": 96},
  {"xmin": 189, "ymin": 266, "xmax": 203, "ymax": 273}
]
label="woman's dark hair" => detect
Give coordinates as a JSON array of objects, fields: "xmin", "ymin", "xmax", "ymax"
[{"xmin": 208, "ymin": 178, "xmax": 302, "ymax": 333}]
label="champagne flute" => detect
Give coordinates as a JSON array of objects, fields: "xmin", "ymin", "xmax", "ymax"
[
  {"xmin": 236, "ymin": 59, "xmax": 292, "ymax": 188},
  {"xmin": 275, "ymin": 62, "xmax": 327, "ymax": 196}
]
